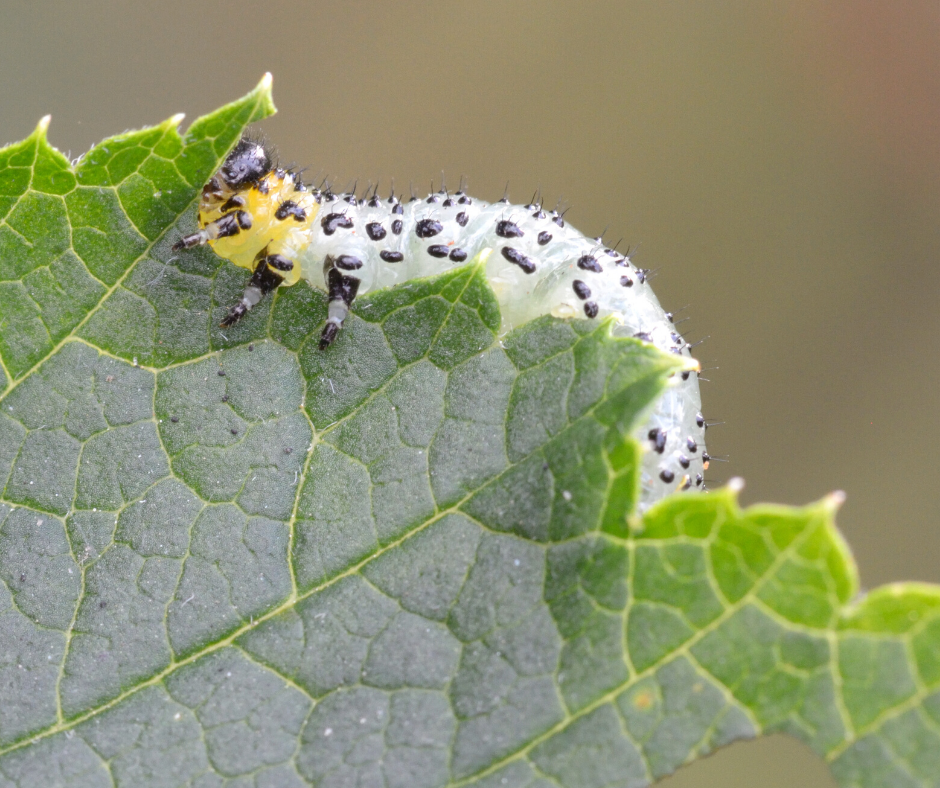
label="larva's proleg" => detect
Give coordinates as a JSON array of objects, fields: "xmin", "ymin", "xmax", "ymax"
[{"xmin": 177, "ymin": 136, "xmax": 709, "ymax": 510}]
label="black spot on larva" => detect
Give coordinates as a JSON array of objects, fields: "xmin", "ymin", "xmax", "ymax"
[
  {"xmin": 456, "ymin": 212, "xmax": 469, "ymax": 227},
  {"xmin": 366, "ymin": 222, "xmax": 386, "ymax": 241},
  {"xmin": 275, "ymin": 200, "xmax": 307, "ymax": 222},
  {"xmin": 636, "ymin": 268, "xmax": 649, "ymax": 284},
  {"xmin": 380, "ymin": 250, "xmax": 404, "ymax": 263},
  {"xmin": 537, "ymin": 231, "xmax": 552, "ymax": 245},
  {"xmin": 335, "ymin": 254, "xmax": 363, "ymax": 271},
  {"xmin": 501, "ymin": 246, "xmax": 536, "ymax": 273},
  {"xmin": 648, "ymin": 428, "xmax": 666, "ymax": 454},
  {"xmin": 695, "ymin": 473, "xmax": 704, "ymax": 487},
  {"xmin": 427, "ymin": 193, "xmax": 440, "ymax": 204},
  {"xmin": 604, "ymin": 248, "xmax": 619, "ymax": 257},
  {"xmin": 681, "ymin": 477, "xmax": 692, "ymax": 491},
  {"xmin": 416, "ymin": 219, "xmax": 443, "ymax": 238},
  {"xmin": 256, "ymin": 179, "xmax": 270, "ymax": 195},
  {"xmin": 687, "ymin": 437, "xmax": 698, "ymax": 453},
  {"xmin": 266, "ymin": 254, "xmax": 294, "ymax": 271},
  {"xmin": 220, "ymin": 195, "xmax": 246, "ymax": 213},
  {"xmin": 660, "ymin": 469, "xmax": 675, "ymax": 484},
  {"xmin": 214, "ymin": 211, "xmax": 251, "ymax": 238},
  {"xmin": 427, "ymin": 244, "xmax": 449, "ymax": 258},
  {"xmin": 577, "ymin": 255, "xmax": 602, "ymax": 273},
  {"xmin": 458, "ymin": 196, "xmax": 469, "ymax": 205},
  {"xmin": 620, "ymin": 275, "xmax": 634, "ymax": 287},
  {"xmin": 496, "ymin": 220, "xmax": 524, "ymax": 238},
  {"xmin": 321, "ymin": 213, "xmax": 354, "ymax": 235},
  {"xmin": 696, "ymin": 413, "xmax": 705, "ymax": 428},
  {"xmin": 532, "ymin": 210, "xmax": 546, "ymax": 219},
  {"xmin": 392, "ymin": 202, "xmax": 404, "ymax": 215},
  {"xmin": 203, "ymin": 176, "xmax": 222, "ymax": 198},
  {"xmin": 678, "ymin": 455, "xmax": 690, "ymax": 469},
  {"xmin": 443, "ymin": 198, "xmax": 453, "ymax": 208},
  {"xmin": 681, "ymin": 371, "xmax": 691, "ymax": 381},
  {"xmin": 552, "ymin": 214, "xmax": 565, "ymax": 227},
  {"xmin": 368, "ymin": 195, "xmax": 380, "ymax": 208},
  {"xmin": 450, "ymin": 248, "xmax": 468, "ymax": 262},
  {"xmin": 584, "ymin": 301, "xmax": 599, "ymax": 318},
  {"xmin": 572, "ymin": 280, "xmax": 591, "ymax": 300},
  {"xmin": 392, "ymin": 219, "xmax": 403, "ymax": 235},
  {"xmin": 634, "ymin": 331, "xmax": 653, "ymax": 343}
]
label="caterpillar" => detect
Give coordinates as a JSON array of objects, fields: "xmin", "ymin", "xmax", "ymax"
[{"xmin": 174, "ymin": 136, "xmax": 709, "ymax": 510}]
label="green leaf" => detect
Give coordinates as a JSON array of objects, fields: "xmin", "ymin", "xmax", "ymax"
[{"xmin": 0, "ymin": 77, "xmax": 937, "ymax": 788}]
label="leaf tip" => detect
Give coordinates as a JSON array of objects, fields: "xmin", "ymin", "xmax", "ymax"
[
  {"xmin": 824, "ymin": 489, "xmax": 847, "ymax": 513},
  {"xmin": 35, "ymin": 114, "xmax": 51, "ymax": 138},
  {"xmin": 169, "ymin": 112, "xmax": 186, "ymax": 129},
  {"xmin": 249, "ymin": 72, "xmax": 277, "ymax": 120}
]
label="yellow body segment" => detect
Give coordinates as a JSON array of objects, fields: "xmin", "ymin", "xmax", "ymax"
[{"xmin": 197, "ymin": 172, "xmax": 319, "ymax": 286}]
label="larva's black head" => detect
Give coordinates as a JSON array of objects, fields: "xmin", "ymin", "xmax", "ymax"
[{"xmin": 219, "ymin": 137, "xmax": 273, "ymax": 189}]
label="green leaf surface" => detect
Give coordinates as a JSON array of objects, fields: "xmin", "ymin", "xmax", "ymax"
[{"xmin": 0, "ymin": 78, "xmax": 937, "ymax": 788}]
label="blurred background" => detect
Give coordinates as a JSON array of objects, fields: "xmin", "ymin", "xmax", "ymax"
[{"xmin": 1, "ymin": 2, "xmax": 937, "ymax": 785}]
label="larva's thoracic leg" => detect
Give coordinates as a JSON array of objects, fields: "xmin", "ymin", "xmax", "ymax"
[
  {"xmin": 220, "ymin": 252, "xmax": 284, "ymax": 327},
  {"xmin": 172, "ymin": 210, "xmax": 253, "ymax": 251},
  {"xmin": 319, "ymin": 265, "xmax": 361, "ymax": 350}
]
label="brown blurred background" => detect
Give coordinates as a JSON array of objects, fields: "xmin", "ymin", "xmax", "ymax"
[{"xmin": 1, "ymin": 2, "xmax": 937, "ymax": 785}]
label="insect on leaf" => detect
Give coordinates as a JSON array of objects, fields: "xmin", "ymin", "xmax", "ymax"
[{"xmin": 0, "ymin": 75, "xmax": 937, "ymax": 787}]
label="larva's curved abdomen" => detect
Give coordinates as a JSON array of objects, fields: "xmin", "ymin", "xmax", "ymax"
[
  {"xmin": 296, "ymin": 192, "xmax": 708, "ymax": 509},
  {"xmin": 175, "ymin": 138, "xmax": 709, "ymax": 510}
]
